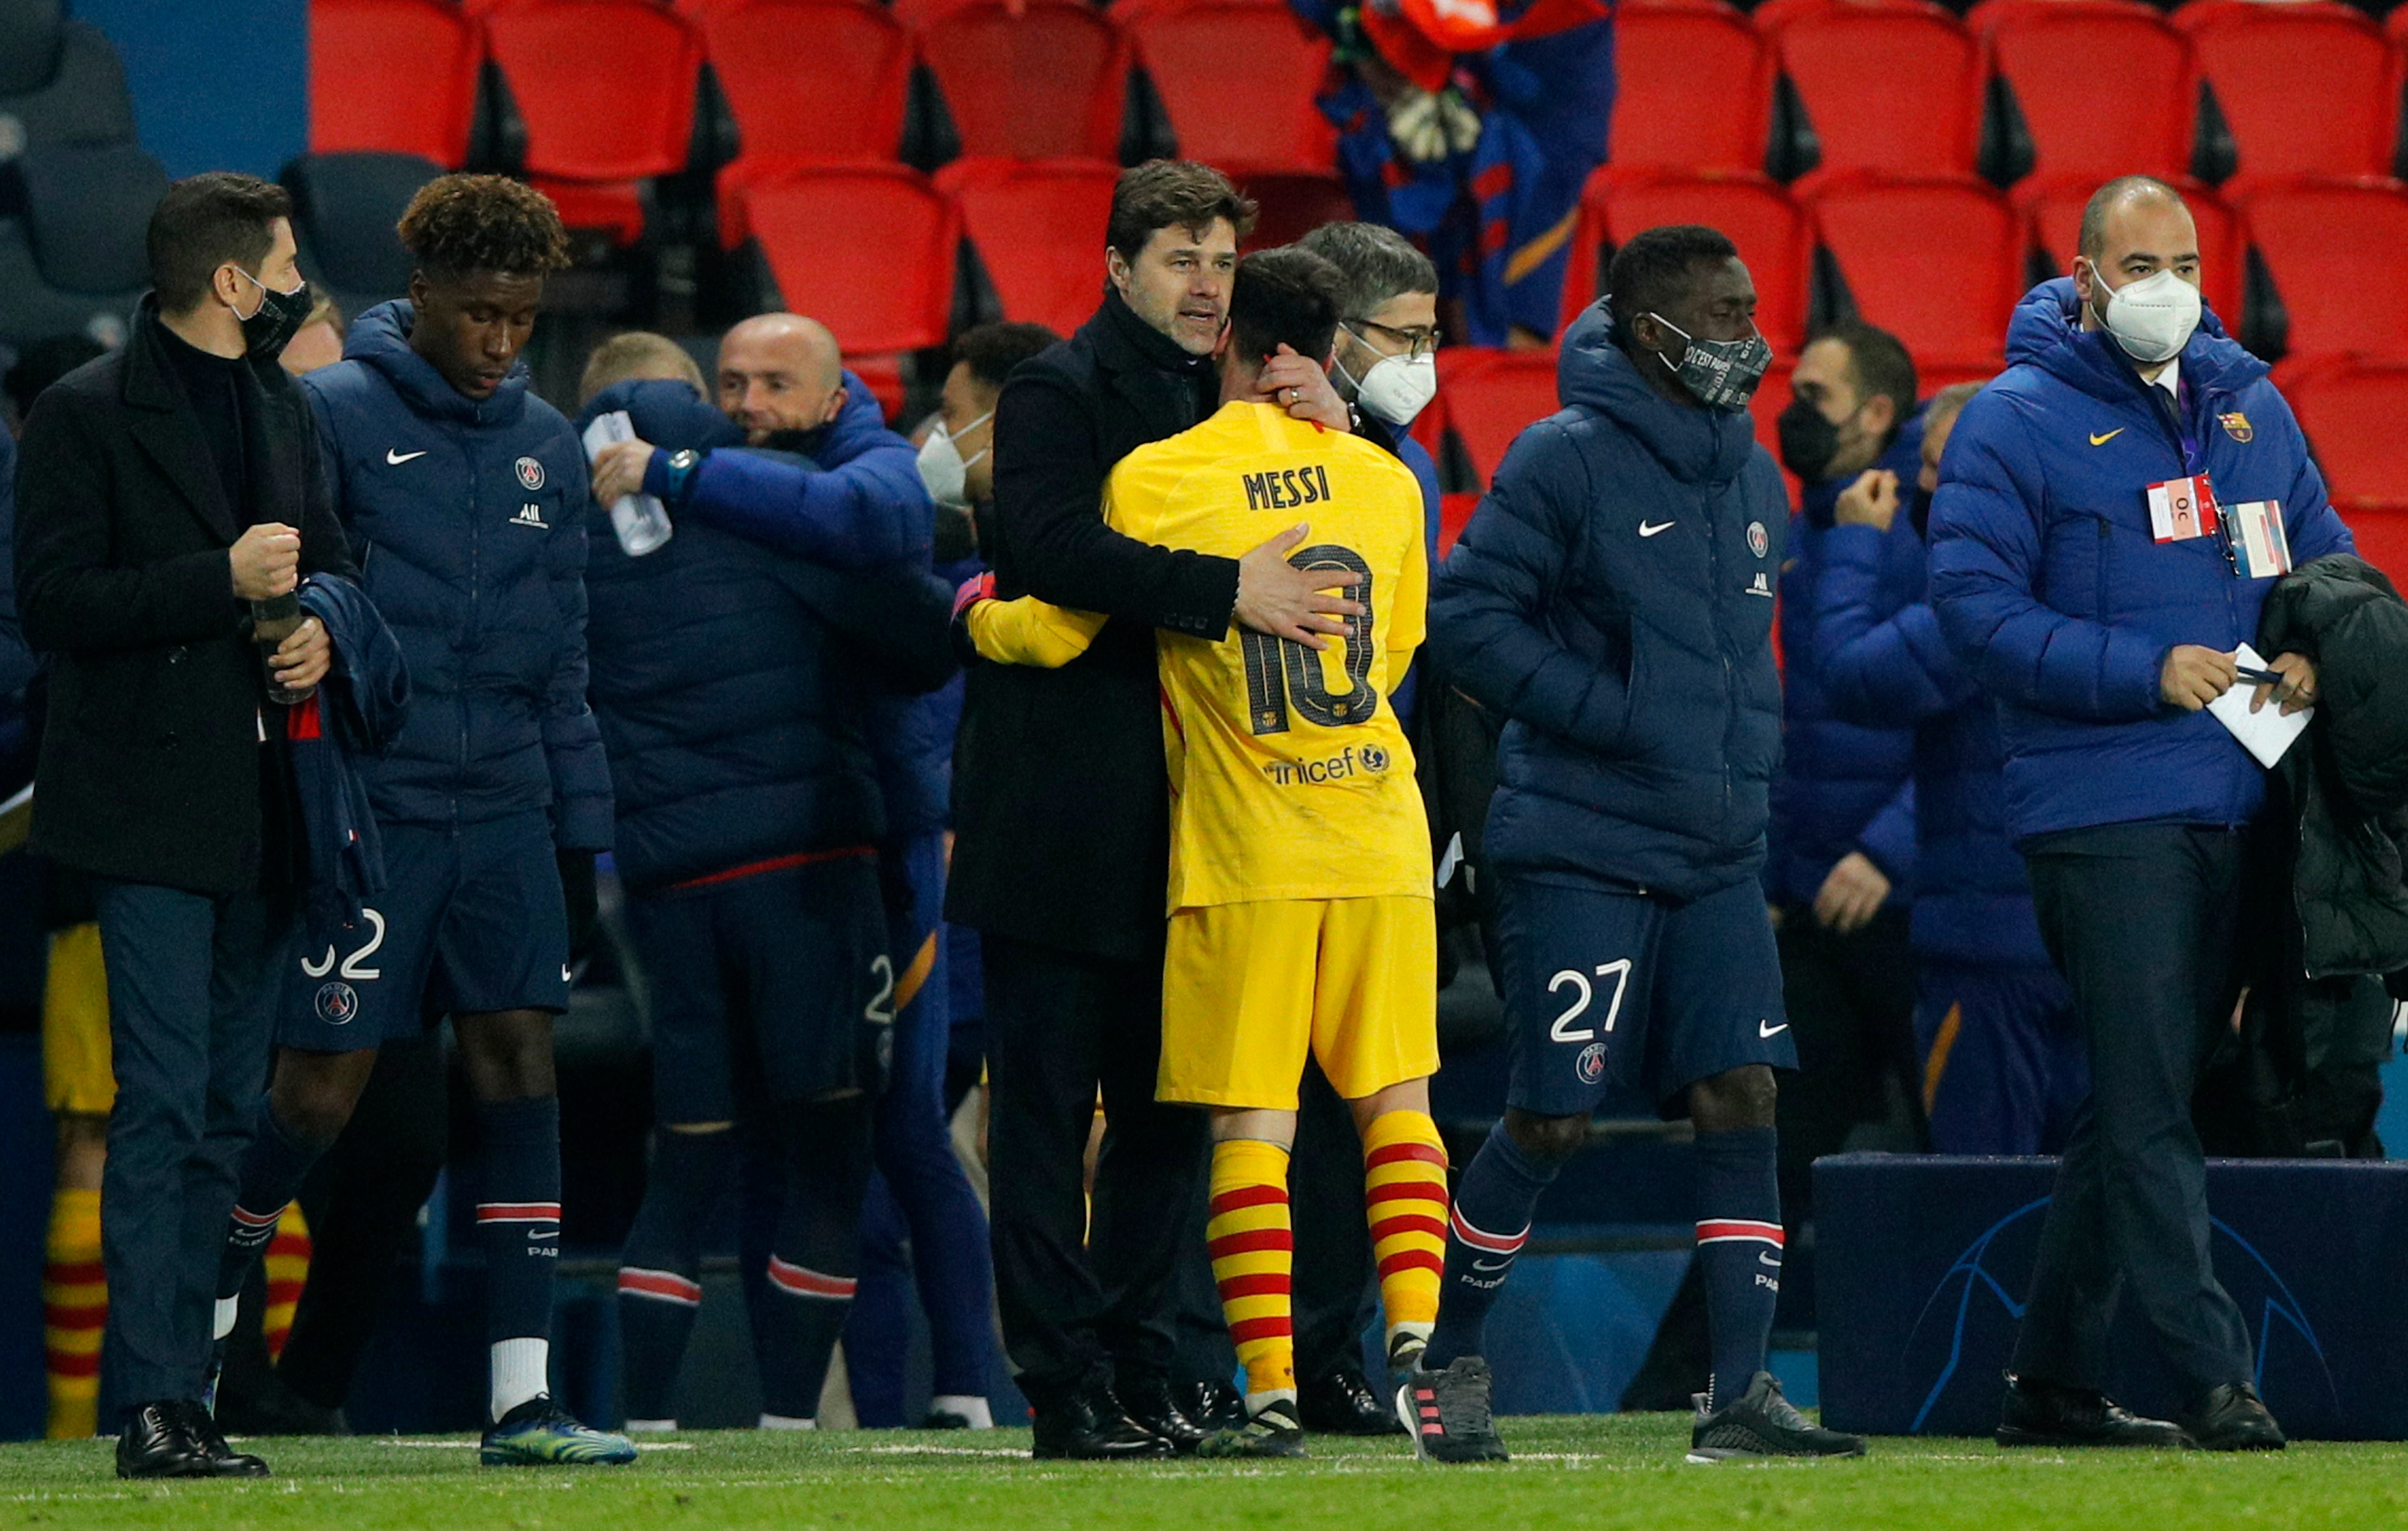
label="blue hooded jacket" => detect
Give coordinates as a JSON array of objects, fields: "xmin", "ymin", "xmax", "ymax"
[
  {"xmin": 1431, "ymin": 304, "xmax": 1788, "ymax": 899},
  {"xmin": 301, "ymin": 301, "xmax": 612, "ymax": 849},
  {"xmin": 289, "ymin": 572, "xmax": 409, "ymax": 949},
  {"xmin": 1765, "ymin": 418, "xmax": 1925, "ymax": 909},
  {"xmin": 576, "ymin": 379, "xmax": 953, "ymax": 885},
  {"xmin": 1928, "ymin": 279, "xmax": 2354, "ymax": 843},
  {"xmin": 1811, "ymin": 510, "xmax": 2051, "ymax": 968}
]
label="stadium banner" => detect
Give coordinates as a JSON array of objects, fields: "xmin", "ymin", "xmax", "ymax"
[{"xmin": 1817, "ymin": 1154, "xmax": 2408, "ymax": 1439}]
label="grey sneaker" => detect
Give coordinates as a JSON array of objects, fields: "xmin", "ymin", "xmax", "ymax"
[
  {"xmin": 1396, "ymin": 1356, "xmax": 1509, "ymax": 1463},
  {"xmin": 1688, "ymin": 1372, "xmax": 1866, "ymax": 1462}
]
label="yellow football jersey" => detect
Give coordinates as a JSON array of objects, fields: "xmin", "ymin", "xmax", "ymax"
[{"xmin": 969, "ymin": 399, "xmax": 1431, "ymax": 910}]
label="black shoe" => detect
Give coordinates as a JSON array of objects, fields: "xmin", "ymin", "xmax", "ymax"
[
  {"xmin": 1396, "ymin": 1356, "xmax": 1509, "ymax": 1463},
  {"xmin": 1177, "ymin": 1378, "xmax": 1247, "ymax": 1432},
  {"xmin": 174, "ymin": 1401, "xmax": 271, "ymax": 1478},
  {"xmin": 116, "ymin": 1402, "xmax": 214, "ymax": 1480},
  {"xmin": 1197, "ymin": 1397, "xmax": 1308, "ymax": 1459},
  {"xmin": 2179, "ymin": 1382, "xmax": 2286, "ymax": 1452},
  {"xmin": 1995, "ymin": 1374, "xmax": 2188, "ymax": 1449},
  {"xmin": 1030, "ymin": 1388, "xmax": 1174, "ymax": 1461},
  {"xmin": 1688, "ymin": 1372, "xmax": 1866, "ymax": 1462},
  {"xmin": 1117, "ymin": 1375, "xmax": 1209, "ymax": 1454},
  {"xmin": 919, "ymin": 1408, "xmax": 972, "ymax": 1429},
  {"xmin": 1298, "ymin": 1367, "xmax": 1406, "ymax": 1436},
  {"xmin": 215, "ymin": 1366, "xmax": 351, "ymax": 1437}
]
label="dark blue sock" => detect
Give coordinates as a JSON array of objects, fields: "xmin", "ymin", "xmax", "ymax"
[
  {"xmin": 1422, "ymin": 1121, "xmax": 1559, "ymax": 1369},
  {"xmin": 757, "ymin": 1096, "xmax": 873, "ymax": 1422},
  {"xmin": 474, "ymin": 1095, "xmax": 562, "ymax": 1346},
  {"xmin": 220, "ymin": 1096, "xmax": 334, "ymax": 1303},
  {"xmin": 1693, "ymin": 1125, "xmax": 1782, "ymax": 1412},
  {"xmin": 615, "ymin": 1127, "xmax": 734, "ymax": 1422}
]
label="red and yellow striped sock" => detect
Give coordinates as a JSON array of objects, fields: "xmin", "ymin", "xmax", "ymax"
[
  {"xmin": 1363, "ymin": 1110, "xmax": 1449, "ymax": 1354},
  {"xmin": 1207, "ymin": 1137, "xmax": 1295, "ymax": 1408},
  {"xmin": 43, "ymin": 1187, "xmax": 104, "ymax": 1440},
  {"xmin": 262, "ymin": 1203, "xmax": 312, "ymax": 1362}
]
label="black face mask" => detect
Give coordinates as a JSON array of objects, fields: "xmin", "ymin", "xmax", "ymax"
[
  {"xmin": 1777, "ymin": 396, "xmax": 1842, "ymax": 482},
  {"xmin": 232, "ymin": 268, "xmax": 314, "ymax": 362}
]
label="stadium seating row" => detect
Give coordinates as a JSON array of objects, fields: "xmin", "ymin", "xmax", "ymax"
[{"xmin": 311, "ymin": 0, "xmax": 2408, "ymax": 254}]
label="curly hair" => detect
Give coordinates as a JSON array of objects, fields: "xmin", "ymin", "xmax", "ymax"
[{"xmin": 396, "ymin": 174, "xmax": 572, "ymax": 281}]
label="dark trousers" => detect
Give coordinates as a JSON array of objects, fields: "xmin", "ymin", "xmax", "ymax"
[
  {"xmin": 92, "ymin": 878, "xmax": 290, "ymax": 1411},
  {"xmin": 982, "ymin": 932, "xmax": 1208, "ymax": 1408},
  {"xmin": 1772, "ymin": 904, "xmax": 1923, "ymax": 1222},
  {"xmin": 2011, "ymin": 822, "xmax": 2256, "ymax": 1399},
  {"xmin": 1170, "ymin": 1060, "xmax": 1376, "ymax": 1389}
]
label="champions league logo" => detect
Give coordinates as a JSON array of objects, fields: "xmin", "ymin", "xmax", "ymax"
[
  {"xmin": 315, "ymin": 981, "xmax": 359, "ymax": 1025},
  {"xmin": 1575, "ymin": 1042, "xmax": 1607, "ymax": 1084},
  {"xmin": 516, "ymin": 456, "xmax": 546, "ymax": 491}
]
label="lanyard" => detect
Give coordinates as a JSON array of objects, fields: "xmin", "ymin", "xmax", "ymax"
[{"xmin": 2151, "ymin": 373, "xmax": 2241, "ymax": 577}]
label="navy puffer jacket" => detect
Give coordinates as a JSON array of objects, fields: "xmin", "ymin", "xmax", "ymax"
[
  {"xmin": 301, "ymin": 301, "xmax": 611, "ymax": 848},
  {"xmin": 1929, "ymin": 280, "xmax": 2354, "ymax": 843},
  {"xmin": 1431, "ymin": 304, "xmax": 1788, "ymax": 900},
  {"xmin": 1765, "ymin": 419, "xmax": 1924, "ymax": 908},
  {"xmin": 1812, "ymin": 519, "xmax": 2051, "ymax": 967}
]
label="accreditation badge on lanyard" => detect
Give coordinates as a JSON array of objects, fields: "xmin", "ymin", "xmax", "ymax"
[
  {"xmin": 2227, "ymin": 500, "xmax": 2293, "ymax": 579},
  {"xmin": 2146, "ymin": 474, "xmax": 2219, "ymax": 543}
]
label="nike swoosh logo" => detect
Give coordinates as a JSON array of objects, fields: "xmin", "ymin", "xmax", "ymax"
[
  {"xmin": 1638, "ymin": 519, "xmax": 1675, "ymax": 537},
  {"xmin": 1759, "ymin": 1020, "xmax": 1790, "ymax": 1038},
  {"xmin": 2088, "ymin": 429, "xmax": 2124, "ymax": 447},
  {"xmin": 1472, "ymin": 1258, "xmax": 1512, "ymax": 1272},
  {"xmin": 1759, "ymin": 1252, "xmax": 1782, "ymax": 1268},
  {"xmin": 562, "ymin": 965, "xmax": 575, "ymax": 984},
  {"xmin": 386, "ymin": 449, "xmax": 428, "ymax": 465}
]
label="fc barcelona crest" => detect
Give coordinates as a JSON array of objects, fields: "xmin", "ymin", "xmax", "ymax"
[{"xmin": 2219, "ymin": 412, "xmax": 2253, "ymax": 444}]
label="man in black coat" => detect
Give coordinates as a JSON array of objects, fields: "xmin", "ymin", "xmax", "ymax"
[
  {"xmin": 946, "ymin": 160, "xmax": 1358, "ymax": 1459},
  {"xmin": 13, "ymin": 172, "xmax": 354, "ymax": 1479}
]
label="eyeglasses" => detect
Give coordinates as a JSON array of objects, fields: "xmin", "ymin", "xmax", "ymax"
[{"xmin": 1348, "ymin": 318, "xmax": 1442, "ymax": 358}]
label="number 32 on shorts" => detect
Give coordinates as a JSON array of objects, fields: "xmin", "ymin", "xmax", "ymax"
[{"xmin": 301, "ymin": 908, "xmax": 388, "ymax": 981}]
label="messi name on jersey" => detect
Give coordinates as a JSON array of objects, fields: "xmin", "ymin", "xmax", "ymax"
[{"xmin": 1242, "ymin": 464, "xmax": 1334, "ymax": 511}]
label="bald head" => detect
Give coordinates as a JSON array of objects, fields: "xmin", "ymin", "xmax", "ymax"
[
  {"xmin": 2077, "ymin": 175, "xmax": 2188, "ymax": 263},
  {"xmin": 719, "ymin": 312, "xmax": 847, "ymax": 443}
]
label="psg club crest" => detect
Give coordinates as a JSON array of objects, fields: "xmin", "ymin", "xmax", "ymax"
[
  {"xmin": 315, "ymin": 981, "xmax": 359, "ymax": 1025},
  {"xmin": 1747, "ymin": 520, "xmax": 1770, "ymax": 559},
  {"xmin": 515, "ymin": 456, "xmax": 546, "ymax": 491},
  {"xmin": 2220, "ymin": 411, "xmax": 2254, "ymax": 443},
  {"xmin": 1575, "ymin": 1041, "xmax": 1607, "ymax": 1085}
]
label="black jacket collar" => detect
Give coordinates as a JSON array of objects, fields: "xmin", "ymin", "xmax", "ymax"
[
  {"xmin": 1090, "ymin": 286, "xmax": 1214, "ymax": 382},
  {"xmin": 120, "ymin": 295, "xmax": 305, "ymax": 546}
]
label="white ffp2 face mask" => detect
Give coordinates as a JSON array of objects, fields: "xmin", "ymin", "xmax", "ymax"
[
  {"xmin": 916, "ymin": 410, "xmax": 992, "ymax": 507},
  {"xmin": 1342, "ymin": 344, "xmax": 1439, "ymax": 428},
  {"xmin": 2094, "ymin": 266, "xmax": 2201, "ymax": 366}
]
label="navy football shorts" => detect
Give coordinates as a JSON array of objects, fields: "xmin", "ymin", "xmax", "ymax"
[
  {"xmin": 1494, "ymin": 873, "xmax": 1796, "ymax": 1117},
  {"xmin": 624, "ymin": 850, "xmax": 893, "ymax": 1123},
  {"xmin": 280, "ymin": 810, "xmax": 570, "ymax": 1052}
]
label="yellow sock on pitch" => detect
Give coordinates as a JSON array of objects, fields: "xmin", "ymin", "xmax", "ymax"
[
  {"xmin": 263, "ymin": 1202, "xmax": 313, "ymax": 1362},
  {"xmin": 1207, "ymin": 1138, "xmax": 1295, "ymax": 1406},
  {"xmin": 1362, "ymin": 1110, "xmax": 1449, "ymax": 1349},
  {"xmin": 43, "ymin": 1188, "xmax": 104, "ymax": 1440}
]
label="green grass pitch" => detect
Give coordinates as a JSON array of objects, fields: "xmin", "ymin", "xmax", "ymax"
[{"xmin": 5, "ymin": 1418, "xmax": 2405, "ymax": 1530}]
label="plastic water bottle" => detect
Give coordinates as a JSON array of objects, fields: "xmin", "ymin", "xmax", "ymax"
[
  {"xmin": 581, "ymin": 409, "xmax": 674, "ymax": 557},
  {"xmin": 252, "ymin": 593, "xmax": 314, "ymax": 705}
]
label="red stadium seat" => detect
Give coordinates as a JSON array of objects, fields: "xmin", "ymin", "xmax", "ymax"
[
  {"xmin": 697, "ymin": 0, "xmax": 914, "ymax": 247},
  {"xmin": 2284, "ymin": 360, "xmax": 2408, "ymax": 530},
  {"xmin": 309, "ymin": 0, "xmax": 483, "ymax": 167},
  {"xmin": 484, "ymin": 0, "xmax": 703, "ymax": 243},
  {"xmin": 2176, "ymin": 0, "xmax": 2395, "ymax": 187},
  {"xmin": 2024, "ymin": 178, "xmax": 2243, "ymax": 340},
  {"xmin": 2234, "ymin": 176, "xmax": 2408, "ymax": 365},
  {"xmin": 1239, "ymin": 173, "xmax": 1354, "ymax": 251},
  {"xmin": 1807, "ymin": 174, "xmax": 2022, "ymax": 367},
  {"xmin": 1119, "ymin": 0, "xmax": 1335, "ymax": 177},
  {"xmin": 916, "ymin": 0, "xmax": 1126, "ymax": 162},
  {"xmin": 745, "ymin": 165, "xmax": 959, "ymax": 358},
  {"xmin": 1437, "ymin": 348, "xmax": 1561, "ymax": 490},
  {"xmin": 1982, "ymin": 0, "xmax": 2195, "ymax": 187},
  {"xmin": 1558, "ymin": 170, "xmax": 1811, "ymax": 352},
  {"xmin": 1772, "ymin": 0, "xmax": 1983, "ymax": 179},
  {"xmin": 1609, "ymin": 0, "xmax": 1774, "ymax": 175},
  {"xmin": 939, "ymin": 157, "xmax": 1116, "ymax": 338}
]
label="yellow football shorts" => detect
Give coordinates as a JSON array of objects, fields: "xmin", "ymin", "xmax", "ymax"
[
  {"xmin": 1157, "ymin": 896, "xmax": 1439, "ymax": 1110},
  {"xmin": 41, "ymin": 923, "xmax": 114, "ymax": 1115}
]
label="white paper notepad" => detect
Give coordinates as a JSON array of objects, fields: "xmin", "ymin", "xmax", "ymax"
[{"xmin": 2208, "ymin": 643, "xmax": 2313, "ymax": 768}]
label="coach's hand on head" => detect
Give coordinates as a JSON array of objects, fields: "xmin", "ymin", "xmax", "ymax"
[
  {"xmin": 1234, "ymin": 523, "xmax": 1364, "ymax": 650},
  {"xmin": 1254, "ymin": 343, "xmax": 1350, "ymax": 432},
  {"xmin": 230, "ymin": 521, "xmax": 301, "ymax": 601}
]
